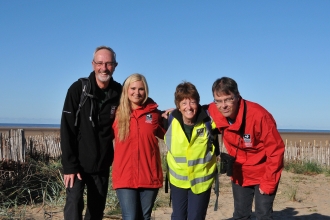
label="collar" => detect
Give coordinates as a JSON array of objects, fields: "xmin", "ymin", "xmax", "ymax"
[{"xmin": 208, "ymin": 97, "xmax": 246, "ymax": 133}]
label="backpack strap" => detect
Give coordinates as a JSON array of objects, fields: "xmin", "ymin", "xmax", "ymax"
[
  {"xmin": 164, "ymin": 112, "xmax": 173, "ymax": 200},
  {"xmin": 74, "ymin": 78, "xmax": 95, "ymax": 127},
  {"xmin": 204, "ymin": 110, "xmax": 214, "ymax": 153},
  {"xmin": 204, "ymin": 110, "xmax": 212, "ymax": 133},
  {"xmin": 239, "ymin": 100, "xmax": 247, "ymax": 138},
  {"xmin": 164, "ymin": 112, "xmax": 175, "ymax": 206},
  {"xmin": 214, "ymin": 169, "xmax": 219, "ymax": 211},
  {"xmin": 204, "ymin": 110, "xmax": 220, "ymax": 211}
]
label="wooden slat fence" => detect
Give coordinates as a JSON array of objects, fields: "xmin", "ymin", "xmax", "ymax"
[
  {"xmin": 160, "ymin": 136, "xmax": 330, "ymax": 167},
  {"xmin": 26, "ymin": 134, "xmax": 61, "ymax": 159},
  {"xmin": 284, "ymin": 139, "xmax": 330, "ymax": 166},
  {"xmin": 1, "ymin": 130, "xmax": 330, "ymax": 166},
  {"xmin": 0, "ymin": 129, "xmax": 61, "ymax": 163}
]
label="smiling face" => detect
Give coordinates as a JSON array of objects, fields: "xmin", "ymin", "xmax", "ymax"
[
  {"xmin": 213, "ymin": 92, "xmax": 240, "ymax": 120},
  {"xmin": 128, "ymin": 80, "xmax": 146, "ymax": 109},
  {"xmin": 92, "ymin": 48, "xmax": 117, "ymax": 89},
  {"xmin": 179, "ymin": 98, "xmax": 198, "ymax": 125}
]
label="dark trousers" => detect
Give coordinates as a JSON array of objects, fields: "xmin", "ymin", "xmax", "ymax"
[
  {"xmin": 64, "ymin": 169, "xmax": 109, "ymax": 220},
  {"xmin": 170, "ymin": 184, "xmax": 211, "ymax": 220},
  {"xmin": 232, "ymin": 182, "xmax": 277, "ymax": 220}
]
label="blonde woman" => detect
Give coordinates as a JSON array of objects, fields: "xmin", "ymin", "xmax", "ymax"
[{"xmin": 112, "ymin": 73, "xmax": 165, "ymax": 220}]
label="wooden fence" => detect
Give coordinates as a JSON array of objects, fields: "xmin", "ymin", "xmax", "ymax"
[
  {"xmin": 1, "ymin": 130, "xmax": 330, "ymax": 166},
  {"xmin": 284, "ymin": 139, "xmax": 330, "ymax": 166},
  {"xmin": 219, "ymin": 139, "xmax": 330, "ymax": 166},
  {"xmin": 0, "ymin": 129, "xmax": 61, "ymax": 163}
]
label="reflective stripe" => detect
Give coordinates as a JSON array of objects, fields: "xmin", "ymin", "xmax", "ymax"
[
  {"xmin": 169, "ymin": 167, "xmax": 188, "ymax": 181},
  {"xmin": 188, "ymin": 151, "xmax": 213, "ymax": 166},
  {"xmin": 190, "ymin": 171, "xmax": 216, "ymax": 187},
  {"xmin": 173, "ymin": 157, "xmax": 187, "ymax": 163},
  {"xmin": 165, "ymin": 122, "xmax": 173, "ymax": 151}
]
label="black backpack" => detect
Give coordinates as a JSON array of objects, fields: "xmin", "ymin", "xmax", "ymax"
[{"xmin": 74, "ymin": 78, "xmax": 95, "ymax": 127}]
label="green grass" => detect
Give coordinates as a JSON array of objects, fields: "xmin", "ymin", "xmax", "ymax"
[
  {"xmin": 284, "ymin": 161, "xmax": 325, "ymax": 175},
  {"xmin": 0, "ymin": 156, "xmax": 65, "ymax": 219},
  {"xmin": 287, "ymin": 185, "xmax": 298, "ymax": 202}
]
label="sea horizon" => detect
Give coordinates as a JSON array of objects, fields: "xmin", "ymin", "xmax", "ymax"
[
  {"xmin": 1, "ymin": 123, "xmax": 330, "ymax": 133},
  {"xmin": 0, "ymin": 123, "xmax": 60, "ymax": 128}
]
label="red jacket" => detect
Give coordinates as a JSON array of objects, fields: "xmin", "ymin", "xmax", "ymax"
[
  {"xmin": 112, "ymin": 98, "xmax": 165, "ymax": 189},
  {"xmin": 208, "ymin": 98, "xmax": 284, "ymax": 194}
]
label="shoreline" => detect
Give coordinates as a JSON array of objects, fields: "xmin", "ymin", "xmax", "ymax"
[
  {"xmin": 0, "ymin": 127, "xmax": 60, "ymax": 136},
  {"xmin": 280, "ymin": 132, "xmax": 330, "ymax": 144},
  {"xmin": 0, "ymin": 127, "xmax": 329, "ymax": 144}
]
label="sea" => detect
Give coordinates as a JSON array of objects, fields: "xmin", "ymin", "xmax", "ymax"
[
  {"xmin": 0, "ymin": 123, "xmax": 329, "ymax": 133},
  {"xmin": 0, "ymin": 123, "xmax": 60, "ymax": 128}
]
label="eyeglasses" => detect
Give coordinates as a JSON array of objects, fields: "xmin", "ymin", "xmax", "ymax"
[
  {"xmin": 214, "ymin": 96, "xmax": 235, "ymax": 105},
  {"xmin": 93, "ymin": 60, "xmax": 116, "ymax": 67}
]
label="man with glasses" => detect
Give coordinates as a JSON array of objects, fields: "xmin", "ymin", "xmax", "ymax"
[
  {"xmin": 207, "ymin": 76, "xmax": 285, "ymax": 219},
  {"xmin": 60, "ymin": 46, "xmax": 122, "ymax": 219}
]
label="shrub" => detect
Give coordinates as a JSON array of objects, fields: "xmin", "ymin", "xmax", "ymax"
[{"xmin": 284, "ymin": 161, "xmax": 323, "ymax": 175}]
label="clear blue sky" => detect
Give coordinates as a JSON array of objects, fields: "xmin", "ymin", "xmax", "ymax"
[{"xmin": 0, "ymin": 1, "xmax": 329, "ymax": 130}]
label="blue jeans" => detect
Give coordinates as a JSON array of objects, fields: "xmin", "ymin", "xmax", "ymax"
[
  {"xmin": 116, "ymin": 188, "xmax": 159, "ymax": 220},
  {"xmin": 232, "ymin": 182, "xmax": 277, "ymax": 220},
  {"xmin": 64, "ymin": 169, "xmax": 109, "ymax": 220},
  {"xmin": 170, "ymin": 184, "xmax": 211, "ymax": 220}
]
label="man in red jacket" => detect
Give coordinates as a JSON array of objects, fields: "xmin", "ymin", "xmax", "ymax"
[{"xmin": 207, "ymin": 77, "xmax": 285, "ymax": 219}]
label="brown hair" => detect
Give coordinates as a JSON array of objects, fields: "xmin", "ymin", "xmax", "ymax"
[
  {"xmin": 212, "ymin": 77, "xmax": 239, "ymax": 97},
  {"xmin": 174, "ymin": 81, "xmax": 200, "ymax": 109}
]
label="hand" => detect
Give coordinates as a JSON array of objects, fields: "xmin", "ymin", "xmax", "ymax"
[
  {"xmin": 259, "ymin": 187, "xmax": 265, "ymax": 195},
  {"xmin": 64, "ymin": 173, "xmax": 82, "ymax": 188},
  {"xmin": 162, "ymin": 108, "xmax": 175, "ymax": 119}
]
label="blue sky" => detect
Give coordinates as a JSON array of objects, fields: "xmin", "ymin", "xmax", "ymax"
[{"xmin": 0, "ymin": 1, "xmax": 329, "ymax": 130}]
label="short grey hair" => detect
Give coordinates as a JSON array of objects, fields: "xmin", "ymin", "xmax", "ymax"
[{"xmin": 93, "ymin": 46, "xmax": 117, "ymax": 63}]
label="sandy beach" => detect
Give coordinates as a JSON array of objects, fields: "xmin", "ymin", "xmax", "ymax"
[
  {"xmin": 20, "ymin": 170, "xmax": 330, "ymax": 220},
  {"xmin": 280, "ymin": 131, "xmax": 330, "ymax": 146},
  {"xmin": 150, "ymin": 170, "xmax": 330, "ymax": 220},
  {"xmin": 1, "ymin": 127, "xmax": 330, "ymax": 219}
]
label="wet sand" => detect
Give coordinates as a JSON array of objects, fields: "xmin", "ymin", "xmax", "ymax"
[
  {"xmin": 280, "ymin": 131, "xmax": 330, "ymax": 145},
  {"xmin": 0, "ymin": 127, "xmax": 60, "ymax": 137}
]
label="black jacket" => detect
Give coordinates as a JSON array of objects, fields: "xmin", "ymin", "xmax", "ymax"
[{"xmin": 60, "ymin": 72, "xmax": 122, "ymax": 174}]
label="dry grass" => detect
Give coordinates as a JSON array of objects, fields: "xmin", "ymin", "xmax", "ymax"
[{"xmin": 1, "ymin": 150, "xmax": 330, "ymax": 219}]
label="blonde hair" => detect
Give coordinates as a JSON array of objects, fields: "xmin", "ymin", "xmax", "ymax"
[{"xmin": 116, "ymin": 73, "xmax": 149, "ymax": 141}]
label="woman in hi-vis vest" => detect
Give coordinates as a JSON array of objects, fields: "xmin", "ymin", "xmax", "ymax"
[
  {"xmin": 165, "ymin": 82, "xmax": 220, "ymax": 220},
  {"xmin": 112, "ymin": 73, "xmax": 165, "ymax": 220}
]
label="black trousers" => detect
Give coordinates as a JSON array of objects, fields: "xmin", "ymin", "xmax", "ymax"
[
  {"xmin": 232, "ymin": 182, "xmax": 277, "ymax": 220},
  {"xmin": 64, "ymin": 169, "xmax": 110, "ymax": 220}
]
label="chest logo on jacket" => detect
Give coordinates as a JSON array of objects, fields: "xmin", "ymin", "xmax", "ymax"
[
  {"xmin": 145, "ymin": 114, "xmax": 152, "ymax": 124},
  {"xmin": 243, "ymin": 134, "xmax": 252, "ymax": 147},
  {"xmin": 196, "ymin": 128, "xmax": 204, "ymax": 137}
]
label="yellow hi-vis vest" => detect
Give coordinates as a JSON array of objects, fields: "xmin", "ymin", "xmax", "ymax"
[{"xmin": 165, "ymin": 117, "xmax": 217, "ymax": 194}]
